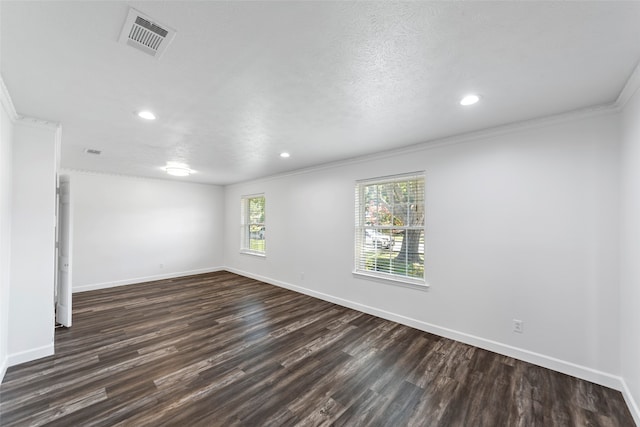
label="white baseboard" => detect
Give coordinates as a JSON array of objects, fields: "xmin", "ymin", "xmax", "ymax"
[
  {"xmin": 7, "ymin": 343, "xmax": 54, "ymax": 367},
  {"xmin": 621, "ymin": 379, "xmax": 640, "ymax": 427},
  {"xmin": 225, "ymin": 267, "xmax": 625, "ymax": 392},
  {"xmin": 73, "ymin": 266, "xmax": 224, "ymax": 293},
  {"xmin": 0, "ymin": 355, "xmax": 7, "ymax": 384}
]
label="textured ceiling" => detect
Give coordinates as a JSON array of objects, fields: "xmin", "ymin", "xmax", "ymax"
[{"xmin": 2, "ymin": 1, "xmax": 640, "ymax": 185}]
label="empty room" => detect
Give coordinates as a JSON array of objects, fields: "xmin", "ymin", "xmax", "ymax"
[{"xmin": 1, "ymin": 1, "xmax": 639, "ymax": 426}]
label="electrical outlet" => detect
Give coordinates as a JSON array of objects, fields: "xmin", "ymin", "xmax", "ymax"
[
  {"xmin": 159, "ymin": 263, "xmax": 164, "ymax": 269},
  {"xmin": 513, "ymin": 319, "xmax": 524, "ymax": 333},
  {"xmin": 300, "ymin": 272, "xmax": 305, "ymax": 280}
]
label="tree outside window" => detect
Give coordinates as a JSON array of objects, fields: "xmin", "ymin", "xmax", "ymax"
[
  {"xmin": 355, "ymin": 173, "xmax": 425, "ymax": 284},
  {"xmin": 241, "ymin": 195, "xmax": 265, "ymax": 254}
]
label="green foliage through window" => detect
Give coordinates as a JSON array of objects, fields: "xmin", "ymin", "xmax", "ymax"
[
  {"xmin": 355, "ymin": 173, "xmax": 425, "ymax": 283},
  {"xmin": 241, "ymin": 195, "xmax": 266, "ymax": 254}
]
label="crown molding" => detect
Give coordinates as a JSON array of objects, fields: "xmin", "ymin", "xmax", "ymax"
[
  {"xmin": 6, "ymin": 57, "xmax": 637, "ymax": 189},
  {"xmin": 1, "ymin": 74, "xmax": 61, "ymax": 129},
  {"xmin": 15, "ymin": 116, "xmax": 61, "ymax": 130},
  {"xmin": 0, "ymin": 75, "xmax": 19, "ymax": 122},
  {"xmin": 60, "ymin": 167, "xmax": 174, "ymax": 182},
  {"xmin": 59, "ymin": 168, "xmax": 222, "ymax": 187},
  {"xmin": 229, "ymin": 102, "xmax": 619, "ymax": 188},
  {"xmin": 616, "ymin": 60, "xmax": 640, "ymax": 109}
]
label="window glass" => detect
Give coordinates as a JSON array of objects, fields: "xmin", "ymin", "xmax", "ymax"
[
  {"xmin": 241, "ymin": 194, "xmax": 265, "ymax": 255},
  {"xmin": 355, "ymin": 174, "xmax": 425, "ymax": 285}
]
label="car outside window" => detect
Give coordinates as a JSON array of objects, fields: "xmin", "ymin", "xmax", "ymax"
[{"xmin": 354, "ymin": 173, "xmax": 425, "ymax": 286}]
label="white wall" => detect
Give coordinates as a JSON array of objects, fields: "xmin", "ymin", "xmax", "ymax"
[
  {"xmin": 620, "ymin": 85, "xmax": 640, "ymax": 422},
  {"xmin": 8, "ymin": 120, "xmax": 58, "ymax": 365},
  {"xmin": 67, "ymin": 171, "xmax": 225, "ymax": 292},
  {"xmin": 225, "ymin": 111, "xmax": 622, "ymax": 387},
  {"xmin": 0, "ymin": 80, "xmax": 15, "ymax": 382}
]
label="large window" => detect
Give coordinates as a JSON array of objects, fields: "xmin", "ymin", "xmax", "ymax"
[
  {"xmin": 241, "ymin": 194, "xmax": 266, "ymax": 255},
  {"xmin": 355, "ymin": 173, "xmax": 425, "ymax": 285}
]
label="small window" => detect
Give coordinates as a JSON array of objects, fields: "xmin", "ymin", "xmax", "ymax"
[
  {"xmin": 354, "ymin": 173, "xmax": 425, "ymax": 286},
  {"xmin": 241, "ymin": 194, "xmax": 266, "ymax": 255}
]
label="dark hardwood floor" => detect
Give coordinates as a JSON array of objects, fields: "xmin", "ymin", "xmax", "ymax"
[{"xmin": 0, "ymin": 271, "xmax": 635, "ymax": 426}]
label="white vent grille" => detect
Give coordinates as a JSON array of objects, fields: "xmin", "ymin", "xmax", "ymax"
[{"xmin": 119, "ymin": 8, "xmax": 176, "ymax": 59}]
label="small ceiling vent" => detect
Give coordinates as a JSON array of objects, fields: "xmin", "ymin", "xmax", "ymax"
[
  {"xmin": 118, "ymin": 8, "xmax": 176, "ymax": 59},
  {"xmin": 84, "ymin": 148, "xmax": 102, "ymax": 155}
]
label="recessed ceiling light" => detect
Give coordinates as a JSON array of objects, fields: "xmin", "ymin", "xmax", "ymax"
[
  {"xmin": 137, "ymin": 110, "xmax": 156, "ymax": 120},
  {"xmin": 460, "ymin": 94, "xmax": 480, "ymax": 106},
  {"xmin": 164, "ymin": 162, "xmax": 192, "ymax": 177},
  {"xmin": 280, "ymin": 152, "xmax": 290, "ymax": 158},
  {"xmin": 166, "ymin": 168, "xmax": 190, "ymax": 177}
]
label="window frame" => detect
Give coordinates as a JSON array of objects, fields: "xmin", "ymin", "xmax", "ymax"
[
  {"xmin": 353, "ymin": 172, "xmax": 427, "ymax": 288},
  {"xmin": 240, "ymin": 193, "xmax": 266, "ymax": 257}
]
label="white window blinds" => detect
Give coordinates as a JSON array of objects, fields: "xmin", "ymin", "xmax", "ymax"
[
  {"xmin": 241, "ymin": 194, "xmax": 266, "ymax": 255},
  {"xmin": 355, "ymin": 173, "xmax": 425, "ymax": 285}
]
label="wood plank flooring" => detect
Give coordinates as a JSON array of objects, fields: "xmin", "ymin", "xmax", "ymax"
[{"xmin": 0, "ymin": 271, "xmax": 635, "ymax": 426}]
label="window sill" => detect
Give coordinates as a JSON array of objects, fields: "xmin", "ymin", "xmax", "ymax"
[
  {"xmin": 352, "ymin": 270, "xmax": 429, "ymax": 291},
  {"xmin": 240, "ymin": 250, "xmax": 266, "ymax": 258}
]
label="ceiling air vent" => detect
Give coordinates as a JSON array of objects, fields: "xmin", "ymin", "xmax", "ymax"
[
  {"xmin": 118, "ymin": 8, "xmax": 176, "ymax": 59},
  {"xmin": 84, "ymin": 148, "xmax": 102, "ymax": 155}
]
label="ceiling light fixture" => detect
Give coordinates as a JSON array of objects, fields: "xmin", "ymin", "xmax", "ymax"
[
  {"xmin": 137, "ymin": 110, "xmax": 157, "ymax": 120},
  {"xmin": 280, "ymin": 152, "xmax": 290, "ymax": 158},
  {"xmin": 165, "ymin": 162, "xmax": 192, "ymax": 177},
  {"xmin": 460, "ymin": 94, "xmax": 480, "ymax": 106}
]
